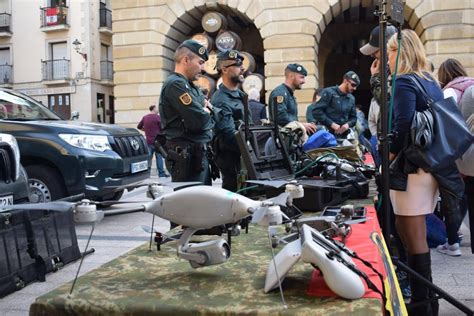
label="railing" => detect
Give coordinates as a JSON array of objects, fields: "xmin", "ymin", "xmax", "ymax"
[
  {"xmin": 0, "ymin": 64, "xmax": 12, "ymax": 83},
  {"xmin": 0, "ymin": 13, "xmax": 11, "ymax": 33},
  {"xmin": 100, "ymin": 60, "xmax": 113, "ymax": 80},
  {"xmin": 99, "ymin": 7, "xmax": 112, "ymax": 29},
  {"xmin": 40, "ymin": 5, "xmax": 68, "ymax": 27},
  {"xmin": 42, "ymin": 59, "xmax": 70, "ymax": 81}
]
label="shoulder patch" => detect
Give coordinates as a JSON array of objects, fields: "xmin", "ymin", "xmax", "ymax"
[
  {"xmin": 179, "ymin": 92, "xmax": 192, "ymax": 105},
  {"xmin": 276, "ymin": 95, "xmax": 284, "ymax": 103}
]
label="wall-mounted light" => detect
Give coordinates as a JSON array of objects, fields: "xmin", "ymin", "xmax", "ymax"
[{"xmin": 72, "ymin": 39, "xmax": 87, "ymax": 61}]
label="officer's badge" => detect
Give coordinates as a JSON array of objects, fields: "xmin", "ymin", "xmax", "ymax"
[
  {"xmin": 179, "ymin": 92, "xmax": 192, "ymax": 105},
  {"xmin": 297, "ymin": 66, "xmax": 302, "ymax": 71},
  {"xmin": 198, "ymin": 47, "xmax": 206, "ymax": 55},
  {"xmin": 276, "ymin": 96, "xmax": 284, "ymax": 103},
  {"xmin": 229, "ymin": 50, "xmax": 237, "ymax": 59}
]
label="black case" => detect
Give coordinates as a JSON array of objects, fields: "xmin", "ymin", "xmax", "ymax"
[
  {"xmin": 0, "ymin": 209, "xmax": 38, "ymax": 297},
  {"xmin": 27, "ymin": 208, "xmax": 81, "ymax": 274},
  {"xmin": 0, "ymin": 207, "xmax": 80, "ymax": 298}
]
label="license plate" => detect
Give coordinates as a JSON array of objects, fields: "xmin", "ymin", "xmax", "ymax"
[
  {"xmin": 0, "ymin": 195, "xmax": 13, "ymax": 208},
  {"xmin": 131, "ymin": 160, "xmax": 148, "ymax": 173}
]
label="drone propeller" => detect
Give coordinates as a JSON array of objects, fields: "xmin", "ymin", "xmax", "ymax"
[
  {"xmin": 1, "ymin": 201, "xmax": 75, "ymax": 212},
  {"xmin": 265, "ymin": 192, "xmax": 293, "ymax": 207},
  {"xmin": 141, "ymin": 225, "xmax": 158, "ymax": 234}
]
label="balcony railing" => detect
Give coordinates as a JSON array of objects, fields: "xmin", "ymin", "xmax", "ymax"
[
  {"xmin": 0, "ymin": 64, "xmax": 12, "ymax": 83},
  {"xmin": 0, "ymin": 13, "xmax": 11, "ymax": 33},
  {"xmin": 42, "ymin": 59, "xmax": 70, "ymax": 81},
  {"xmin": 99, "ymin": 7, "xmax": 112, "ymax": 29},
  {"xmin": 40, "ymin": 5, "xmax": 68, "ymax": 28},
  {"xmin": 100, "ymin": 60, "xmax": 113, "ymax": 80}
]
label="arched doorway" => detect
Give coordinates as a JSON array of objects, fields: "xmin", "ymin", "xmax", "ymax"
[{"xmin": 318, "ymin": 2, "xmax": 379, "ymax": 115}]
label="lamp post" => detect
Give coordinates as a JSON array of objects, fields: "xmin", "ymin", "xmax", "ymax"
[{"xmin": 72, "ymin": 39, "xmax": 87, "ymax": 62}]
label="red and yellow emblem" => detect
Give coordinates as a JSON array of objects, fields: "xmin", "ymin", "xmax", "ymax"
[
  {"xmin": 179, "ymin": 92, "xmax": 192, "ymax": 105},
  {"xmin": 276, "ymin": 95, "xmax": 284, "ymax": 103}
]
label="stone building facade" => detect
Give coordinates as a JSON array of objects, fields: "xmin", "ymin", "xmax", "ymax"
[{"xmin": 111, "ymin": 0, "xmax": 474, "ymax": 126}]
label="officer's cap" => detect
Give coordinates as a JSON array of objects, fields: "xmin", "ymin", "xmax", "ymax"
[
  {"xmin": 179, "ymin": 39, "xmax": 209, "ymax": 61},
  {"xmin": 360, "ymin": 25, "xmax": 397, "ymax": 56},
  {"xmin": 216, "ymin": 49, "xmax": 244, "ymax": 70},
  {"xmin": 286, "ymin": 63, "xmax": 307, "ymax": 76},
  {"xmin": 344, "ymin": 71, "xmax": 360, "ymax": 86}
]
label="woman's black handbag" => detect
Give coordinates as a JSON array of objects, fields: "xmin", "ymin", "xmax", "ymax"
[{"xmin": 405, "ymin": 76, "xmax": 473, "ymax": 172}]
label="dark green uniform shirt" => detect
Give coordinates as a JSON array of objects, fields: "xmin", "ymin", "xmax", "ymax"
[
  {"xmin": 269, "ymin": 83, "xmax": 298, "ymax": 126},
  {"xmin": 159, "ymin": 72, "xmax": 214, "ymax": 144},
  {"xmin": 210, "ymin": 84, "xmax": 246, "ymax": 150},
  {"xmin": 312, "ymin": 85, "xmax": 357, "ymax": 128},
  {"xmin": 306, "ymin": 103, "xmax": 317, "ymax": 123}
]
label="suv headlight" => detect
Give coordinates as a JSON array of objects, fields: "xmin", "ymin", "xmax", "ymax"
[
  {"xmin": 0, "ymin": 133, "xmax": 21, "ymax": 181},
  {"xmin": 59, "ymin": 134, "xmax": 112, "ymax": 152}
]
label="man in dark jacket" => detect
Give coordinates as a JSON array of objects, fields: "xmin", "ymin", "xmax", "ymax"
[
  {"xmin": 312, "ymin": 71, "xmax": 359, "ymax": 138},
  {"xmin": 268, "ymin": 64, "xmax": 316, "ymax": 134},
  {"xmin": 211, "ymin": 49, "xmax": 247, "ymax": 192},
  {"xmin": 159, "ymin": 40, "xmax": 218, "ymax": 185},
  {"xmin": 248, "ymin": 88, "xmax": 267, "ymax": 125}
]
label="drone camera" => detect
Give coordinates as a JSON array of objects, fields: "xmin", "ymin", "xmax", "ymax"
[{"xmin": 186, "ymin": 239, "xmax": 231, "ymax": 268}]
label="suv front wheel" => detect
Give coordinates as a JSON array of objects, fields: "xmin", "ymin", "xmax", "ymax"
[{"xmin": 26, "ymin": 165, "xmax": 66, "ymax": 202}]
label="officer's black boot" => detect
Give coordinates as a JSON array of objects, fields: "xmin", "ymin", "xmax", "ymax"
[{"xmin": 407, "ymin": 252, "xmax": 436, "ymax": 316}]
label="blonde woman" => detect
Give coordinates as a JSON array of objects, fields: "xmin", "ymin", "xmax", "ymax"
[{"xmin": 388, "ymin": 29, "xmax": 464, "ymax": 316}]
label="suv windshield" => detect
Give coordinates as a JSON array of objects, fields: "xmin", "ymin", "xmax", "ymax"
[{"xmin": 0, "ymin": 90, "xmax": 61, "ymax": 120}]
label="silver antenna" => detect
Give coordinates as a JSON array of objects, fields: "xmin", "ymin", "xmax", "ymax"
[{"xmin": 266, "ymin": 227, "xmax": 288, "ymax": 309}]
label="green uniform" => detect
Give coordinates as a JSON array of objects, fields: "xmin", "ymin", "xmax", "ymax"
[
  {"xmin": 306, "ymin": 103, "xmax": 317, "ymax": 123},
  {"xmin": 312, "ymin": 85, "xmax": 357, "ymax": 130},
  {"xmin": 159, "ymin": 72, "xmax": 216, "ymax": 185},
  {"xmin": 269, "ymin": 83, "xmax": 298, "ymax": 126},
  {"xmin": 211, "ymin": 84, "xmax": 247, "ymax": 192}
]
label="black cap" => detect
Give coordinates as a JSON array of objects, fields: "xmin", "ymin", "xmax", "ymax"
[
  {"xmin": 286, "ymin": 63, "xmax": 307, "ymax": 76},
  {"xmin": 344, "ymin": 71, "xmax": 360, "ymax": 86},
  {"xmin": 217, "ymin": 49, "xmax": 244, "ymax": 61},
  {"xmin": 180, "ymin": 39, "xmax": 209, "ymax": 61},
  {"xmin": 360, "ymin": 25, "xmax": 397, "ymax": 56},
  {"xmin": 216, "ymin": 49, "xmax": 244, "ymax": 70}
]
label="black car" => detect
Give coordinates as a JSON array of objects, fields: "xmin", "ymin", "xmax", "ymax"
[
  {"xmin": 0, "ymin": 133, "xmax": 29, "ymax": 206},
  {"xmin": 0, "ymin": 88, "xmax": 150, "ymax": 202}
]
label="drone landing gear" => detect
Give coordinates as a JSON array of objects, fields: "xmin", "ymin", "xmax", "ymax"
[{"xmin": 177, "ymin": 228, "xmax": 231, "ymax": 268}]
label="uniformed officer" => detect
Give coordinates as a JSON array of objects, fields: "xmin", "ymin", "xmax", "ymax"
[
  {"xmin": 211, "ymin": 49, "xmax": 247, "ymax": 192},
  {"xmin": 269, "ymin": 63, "xmax": 317, "ymax": 134},
  {"xmin": 159, "ymin": 40, "xmax": 218, "ymax": 185},
  {"xmin": 312, "ymin": 71, "xmax": 360, "ymax": 137}
]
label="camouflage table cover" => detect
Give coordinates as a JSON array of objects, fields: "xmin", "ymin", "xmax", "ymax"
[{"xmin": 30, "ymin": 226, "xmax": 382, "ymax": 316}]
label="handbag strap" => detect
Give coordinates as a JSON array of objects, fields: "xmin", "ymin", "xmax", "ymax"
[{"xmin": 408, "ymin": 75, "xmax": 434, "ymax": 105}]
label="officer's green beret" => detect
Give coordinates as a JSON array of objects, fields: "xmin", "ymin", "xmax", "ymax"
[
  {"xmin": 344, "ymin": 70, "xmax": 360, "ymax": 86},
  {"xmin": 180, "ymin": 39, "xmax": 209, "ymax": 61},
  {"xmin": 286, "ymin": 63, "xmax": 307, "ymax": 76}
]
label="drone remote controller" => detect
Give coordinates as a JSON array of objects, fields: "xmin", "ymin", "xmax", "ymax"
[{"xmin": 265, "ymin": 224, "xmax": 365, "ymax": 300}]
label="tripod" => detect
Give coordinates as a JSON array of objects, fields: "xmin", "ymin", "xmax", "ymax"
[{"xmin": 376, "ymin": 1, "xmax": 473, "ymax": 314}]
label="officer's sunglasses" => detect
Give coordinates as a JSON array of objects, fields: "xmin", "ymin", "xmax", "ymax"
[
  {"xmin": 224, "ymin": 60, "xmax": 243, "ymax": 68},
  {"xmin": 349, "ymin": 81, "xmax": 358, "ymax": 88}
]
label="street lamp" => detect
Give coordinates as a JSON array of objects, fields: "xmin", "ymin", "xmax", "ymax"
[{"xmin": 72, "ymin": 39, "xmax": 87, "ymax": 62}]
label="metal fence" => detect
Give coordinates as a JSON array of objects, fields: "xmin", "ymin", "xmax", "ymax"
[
  {"xmin": 40, "ymin": 5, "xmax": 68, "ymax": 27},
  {"xmin": 0, "ymin": 64, "xmax": 12, "ymax": 83},
  {"xmin": 100, "ymin": 60, "xmax": 113, "ymax": 80},
  {"xmin": 0, "ymin": 13, "xmax": 11, "ymax": 32},
  {"xmin": 99, "ymin": 7, "xmax": 112, "ymax": 29},
  {"xmin": 42, "ymin": 59, "xmax": 70, "ymax": 81}
]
